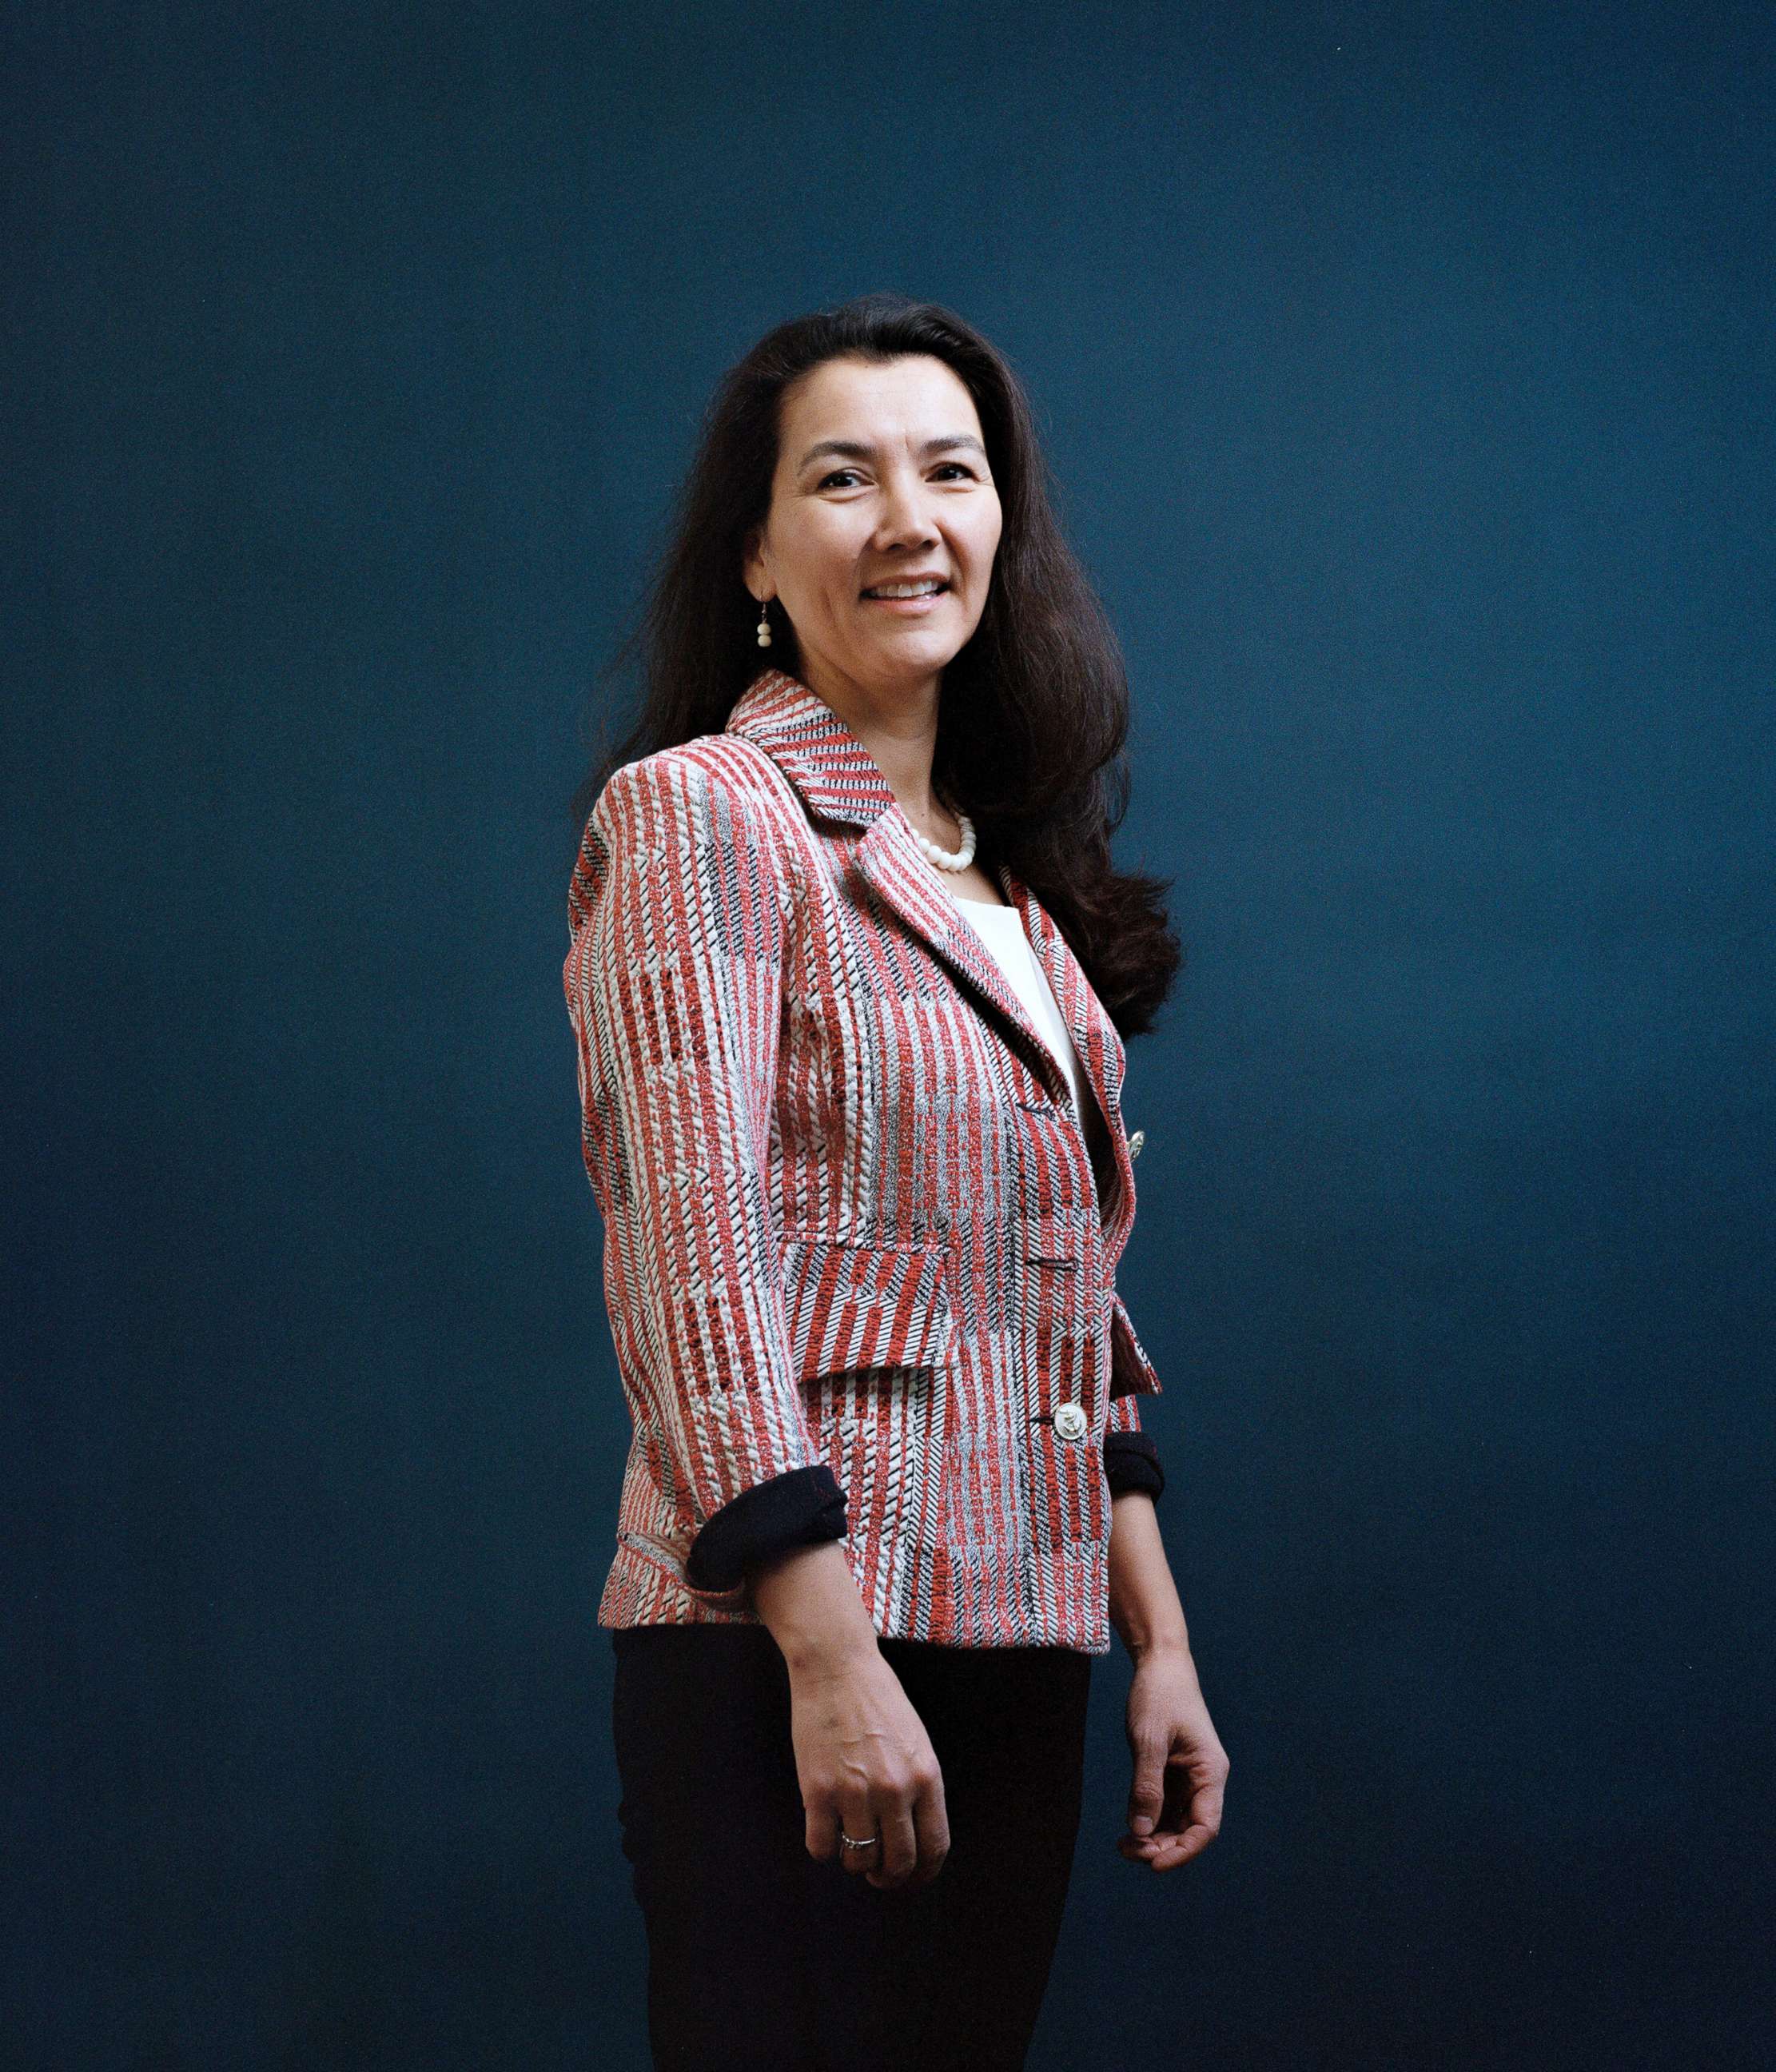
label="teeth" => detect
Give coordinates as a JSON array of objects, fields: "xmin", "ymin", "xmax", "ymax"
[{"xmin": 864, "ymin": 581, "xmax": 944, "ymax": 598}]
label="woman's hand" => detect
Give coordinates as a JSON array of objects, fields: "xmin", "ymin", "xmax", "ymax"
[
  {"xmin": 749, "ymin": 1538, "xmax": 950, "ymax": 1892},
  {"xmin": 1105, "ymin": 1487, "xmax": 1228, "ymax": 1871},
  {"xmin": 786, "ymin": 1645, "xmax": 951, "ymax": 1891},
  {"xmin": 1117, "ymin": 1643, "xmax": 1228, "ymax": 1872}
]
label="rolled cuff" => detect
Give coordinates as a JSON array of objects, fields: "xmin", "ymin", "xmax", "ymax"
[
  {"xmin": 683, "ymin": 1464, "xmax": 849, "ymax": 1593},
  {"xmin": 1104, "ymin": 1430, "xmax": 1165, "ymax": 1501}
]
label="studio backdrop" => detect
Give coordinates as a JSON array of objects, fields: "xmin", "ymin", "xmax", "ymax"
[{"xmin": 7, "ymin": 4, "xmax": 1772, "ymax": 2068}]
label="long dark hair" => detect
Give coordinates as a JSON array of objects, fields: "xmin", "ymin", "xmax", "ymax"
[{"xmin": 568, "ymin": 292, "xmax": 1183, "ymax": 1037}]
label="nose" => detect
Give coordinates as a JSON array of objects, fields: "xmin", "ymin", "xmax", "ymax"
[{"xmin": 874, "ymin": 464, "xmax": 939, "ymax": 550}]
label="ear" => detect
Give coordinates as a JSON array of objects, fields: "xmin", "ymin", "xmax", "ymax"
[{"xmin": 741, "ymin": 528, "xmax": 766, "ymax": 599}]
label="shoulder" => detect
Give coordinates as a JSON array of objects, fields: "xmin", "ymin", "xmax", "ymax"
[
  {"xmin": 570, "ymin": 736, "xmax": 799, "ymax": 939},
  {"xmin": 590, "ymin": 734, "xmax": 790, "ymax": 832}
]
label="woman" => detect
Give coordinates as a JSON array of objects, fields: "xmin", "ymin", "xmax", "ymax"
[{"xmin": 563, "ymin": 293, "xmax": 1228, "ymax": 2071}]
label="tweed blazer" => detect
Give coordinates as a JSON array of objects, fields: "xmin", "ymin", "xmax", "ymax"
[{"xmin": 564, "ymin": 666, "xmax": 1166, "ymax": 1654}]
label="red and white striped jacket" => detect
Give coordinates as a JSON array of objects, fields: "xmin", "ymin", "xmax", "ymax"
[{"xmin": 564, "ymin": 666, "xmax": 1166, "ymax": 1654}]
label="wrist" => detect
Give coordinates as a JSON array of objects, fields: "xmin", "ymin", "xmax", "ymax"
[
  {"xmin": 749, "ymin": 1539, "xmax": 879, "ymax": 1675},
  {"xmin": 1121, "ymin": 1624, "xmax": 1193, "ymax": 1668},
  {"xmin": 781, "ymin": 1631, "xmax": 882, "ymax": 1680}
]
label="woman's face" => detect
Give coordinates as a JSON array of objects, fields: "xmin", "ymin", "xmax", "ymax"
[{"xmin": 745, "ymin": 353, "xmax": 1002, "ymax": 706}]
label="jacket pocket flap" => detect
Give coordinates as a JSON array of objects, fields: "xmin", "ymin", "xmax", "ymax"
[
  {"xmin": 778, "ymin": 1238, "xmax": 956, "ymax": 1381},
  {"xmin": 1021, "ymin": 1209, "xmax": 1082, "ymax": 1268}
]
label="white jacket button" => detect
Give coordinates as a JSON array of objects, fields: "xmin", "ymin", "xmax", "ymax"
[
  {"xmin": 1053, "ymin": 1401, "xmax": 1088, "ymax": 1441},
  {"xmin": 1127, "ymin": 1128, "xmax": 1145, "ymax": 1160}
]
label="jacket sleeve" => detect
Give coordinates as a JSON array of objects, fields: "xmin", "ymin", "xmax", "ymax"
[
  {"xmin": 564, "ymin": 751, "xmax": 846, "ymax": 1600},
  {"xmin": 1104, "ymin": 1289, "xmax": 1166, "ymax": 1500}
]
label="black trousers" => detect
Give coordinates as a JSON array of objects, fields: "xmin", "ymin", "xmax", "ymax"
[{"xmin": 610, "ymin": 1624, "xmax": 1095, "ymax": 2072}]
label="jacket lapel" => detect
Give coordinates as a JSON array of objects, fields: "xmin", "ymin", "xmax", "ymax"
[
  {"xmin": 725, "ymin": 668, "xmax": 1132, "ymax": 1230},
  {"xmin": 996, "ymin": 852, "xmax": 1135, "ymax": 1233}
]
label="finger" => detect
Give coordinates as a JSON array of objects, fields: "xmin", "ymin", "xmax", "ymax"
[
  {"xmin": 1128, "ymin": 1756, "xmax": 1193, "ymax": 1852},
  {"xmin": 1125, "ymin": 1733, "xmax": 1168, "ymax": 1839},
  {"xmin": 866, "ymin": 1799, "xmax": 919, "ymax": 1889},
  {"xmin": 1177, "ymin": 1764, "xmax": 1225, "ymax": 1845},
  {"xmin": 806, "ymin": 1799, "xmax": 839, "ymax": 1864},
  {"xmin": 1140, "ymin": 1773, "xmax": 1226, "ymax": 1870},
  {"xmin": 909, "ymin": 1772, "xmax": 951, "ymax": 1887},
  {"xmin": 836, "ymin": 1800, "xmax": 882, "ymax": 1879},
  {"xmin": 1119, "ymin": 1818, "xmax": 1205, "ymax": 1867},
  {"xmin": 1144, "ymin": 1819, "xmax": 1217, "ymax": 1869}
]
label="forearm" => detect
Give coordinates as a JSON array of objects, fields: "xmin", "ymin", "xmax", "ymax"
[
  {"xmin": 1107, "ymin": 1489, "xmax": 1191, "ymax": 1661},
  {"xmin": 749, "ymin": 1539, "xmax": 881, "ymax": 1674}
]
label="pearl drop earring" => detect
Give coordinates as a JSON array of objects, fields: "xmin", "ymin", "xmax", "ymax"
[{"xmin": 755, "ymin": 596, "xmax": 773, "ymax": 648}]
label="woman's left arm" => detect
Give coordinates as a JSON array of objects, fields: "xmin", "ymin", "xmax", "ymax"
[{"xmin": 1107, "ymin": 1490, "xmax": 1229, "ymax": 1872}]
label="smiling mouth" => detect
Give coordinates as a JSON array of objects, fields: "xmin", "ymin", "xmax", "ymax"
[{"xmin": 860, "ymin": 580, "xmax": 951, "ymax": 602}]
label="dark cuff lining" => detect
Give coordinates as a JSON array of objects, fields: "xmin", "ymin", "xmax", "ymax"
[
  {"xmin": 1104, "ymin": 1430, "xmax": 1165, "ymax": 1500},
  {"xmin": 683, "ymin": 1464, "xmax": 848, "ymax": 1592}
]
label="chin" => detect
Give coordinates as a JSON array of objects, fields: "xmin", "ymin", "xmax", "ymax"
[{"xmin": 873, "ymin": 627, "xmax": 967, "ymax": 661}]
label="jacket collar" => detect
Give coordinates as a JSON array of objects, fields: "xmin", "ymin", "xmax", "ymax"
[
  {"xmin": 723, "ymin": 663, "xmax": 902, "ymax": 827},
  {"xmin": 725, "ymin": 667, "xmax": 1133, "ymax": 1235}
]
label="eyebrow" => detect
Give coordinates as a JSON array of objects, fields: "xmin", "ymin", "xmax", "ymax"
[{"xmin": 795, "ymin": 434, "xmax": 989, "ymax": 472}]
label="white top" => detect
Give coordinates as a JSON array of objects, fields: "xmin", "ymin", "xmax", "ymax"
[{"xmin": 950, "ymin": 895, "xmax": 1088, "ymax": 1121}]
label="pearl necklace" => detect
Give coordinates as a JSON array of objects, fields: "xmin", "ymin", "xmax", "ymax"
[{"xmin": 906, "ymin": 791, "xmax": 977, "ymax": 873}]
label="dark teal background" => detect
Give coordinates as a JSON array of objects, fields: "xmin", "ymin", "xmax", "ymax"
[{"xmin": 7, "ymin": 4, "xmax": 1772, "ymax": 2066}]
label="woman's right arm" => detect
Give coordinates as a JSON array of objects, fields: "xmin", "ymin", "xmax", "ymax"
[{"xmin": 566, "ymin": 752, "xmax": 948, "ymax": 1890}]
